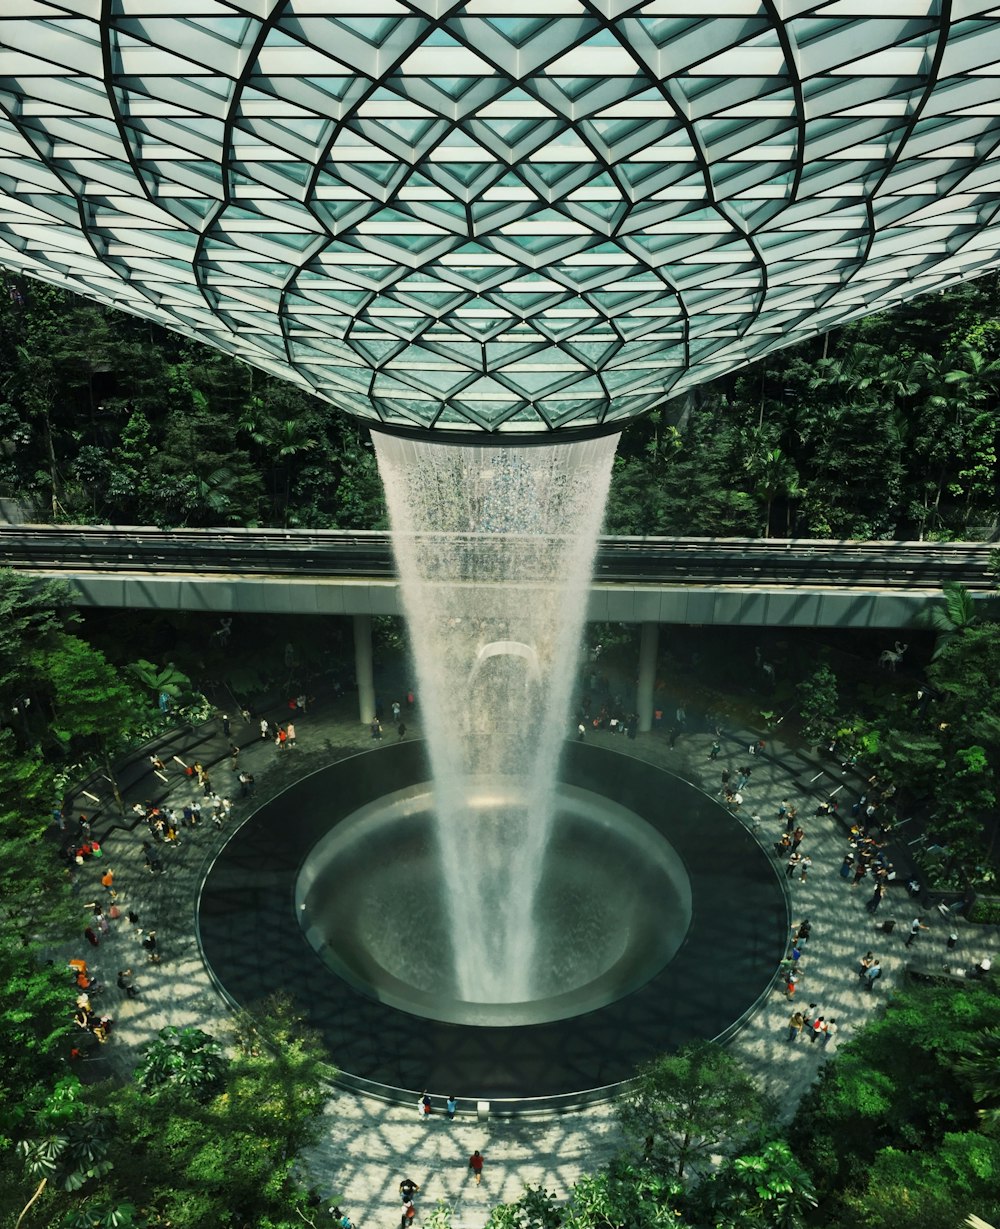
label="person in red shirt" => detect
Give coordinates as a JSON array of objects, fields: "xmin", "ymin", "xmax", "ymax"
[{"xmin": 468, "ymin": 1150, "xmax": 484, "ymax": 1185}]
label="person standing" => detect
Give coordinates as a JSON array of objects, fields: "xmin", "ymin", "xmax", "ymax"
[
  {"xmin": 260, "ymin": 717, "xmax": 270, "ymax": 740},
  {"xmin": 446, "ymin": 1095, "xmax": 457, "ymax": 1121},
  {"xmin": 117, "ymin": 969, "xmax": 138, "ymax": 998},
  {"xmin": 866, "ymin": 883, "xmax": 886, "ymax": 914},
  {"xmin": 905, "ymin": 917, "xmax": 929, "ymax": 948},
  {"xmin": 468, "ymin": 1150, "xmax": 484, "ymax": 1185},
  {"xmin": 286, "ymin": 721, "xmax": 296, "ymax": 749},
  {"xmin": 709, "ymin": 741, "xmax": 720, "ymax": 761},
  {"xmin": 222, "ymin": 713, "xmax": 231, "ymax": 738}
]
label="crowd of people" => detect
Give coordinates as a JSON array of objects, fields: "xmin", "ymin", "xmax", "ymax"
[{"xmin": 56, "ymin": 698, "xmax": 310, "ymax": 1063}]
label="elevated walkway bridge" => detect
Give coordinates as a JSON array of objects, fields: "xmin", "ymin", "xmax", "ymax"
[{"xmin": 2, "ymin": 525, "xmax": 996, "ymax": 630}]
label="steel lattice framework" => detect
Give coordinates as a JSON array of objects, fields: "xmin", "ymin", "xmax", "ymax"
[{"xmin": 2, "ymin": 4, "xmax": 1000, "ymax": 434}]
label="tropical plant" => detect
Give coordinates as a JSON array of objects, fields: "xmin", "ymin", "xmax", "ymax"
[
  {"xmin": 134, "ymin": 1026, "xmax": 228, "ymax": 1101},
  {"xmin": 705, "ymin": 1139, "xmax": 818, "ymax": 1229},
  {"xmin": 924, "ymin": 581, "xmax": 980, "ymax": 659},
  {"xmin": 618, "ymin": 1042, "xmax": 769, "ymax": 1180},
  {"xmin": 953, "ymin": 1027, "xmax": 1000, "ymax": 1134}
]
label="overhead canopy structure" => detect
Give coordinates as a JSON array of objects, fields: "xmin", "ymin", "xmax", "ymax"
[{"xmin": 2, "ymin": 3, "xmax": 1000, "ymax": 434}]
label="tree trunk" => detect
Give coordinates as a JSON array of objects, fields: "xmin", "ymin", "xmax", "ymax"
[
  {"xmin": 15, "ymin": 1178, "xmax": 47, "ymax": 1229},
  {"xmin": 102, "ymin": 742, "xmax": 125, "ymax": 815},
  {"xmin": 41, "ymin": 404, "xmax": 59, "ymax": 518}
]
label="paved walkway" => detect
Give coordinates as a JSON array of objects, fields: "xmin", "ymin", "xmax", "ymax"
[{"xmin": 63, "ymin": 695, "xmax": 1000, "ymax": 1228}]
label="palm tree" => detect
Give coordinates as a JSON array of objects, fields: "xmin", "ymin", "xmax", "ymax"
[
  {"xmin": 745, "ymin": 444, "xmax": 801, "ymax": 538},
  {"xmin": 238, "ymin": 407, "xmax": 318, "ymax": 524},
  {"xmin": 925, "ymin": 581, "xmax": 978, "ymax": 659},
  {"xmin": 954, "ymin": 1026, "xmax": 1000, "ymax": 1134},
  {"xmin": 271, "ymin": 418, "xmax": 318, "ymax": 525},
  {"xmin": 912, "ymin": 346, "xmax": 1000, "ymax": 536}
]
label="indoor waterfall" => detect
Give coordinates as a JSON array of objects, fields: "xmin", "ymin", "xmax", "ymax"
[{"xmin": 373, "ymin": 431, "xmax": 619, "ymax": 1004}]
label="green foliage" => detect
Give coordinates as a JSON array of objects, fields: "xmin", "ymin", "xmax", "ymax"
[
  {"xmin": 618, "ymin": 1041, "xmax": 769, "ymax": 1180},
  {"xmin": 796, "ymin": 660, "xmax": 839, "ymax": 743},
  {"xmin": 837, "ymin": 1133, "xmax": 1000, "ymax": 1229},
  {"xmin": 34, "ymin": 634, "xmax": 142, "ymax": 747},
  {"xmin": 701, "ymin": 1139, "xmax": 818, "ymax": 1229},
  {"xmin": 422, "ymin": 1198, "xmax": 455, "ymax": 1229},
  {"xmin": 487, "ymin": 1185, "xmax": 563, "ymax": 1229},
  {"xmin": 791, "ymin": 982, "xmax": 999, "ymax": 1210},
  {"xmin": 846, "ymin": 613, "xmax": 1000, "ymax": 872},
  {"xmin": 134, "ymin": 1026, "xmax": 228, "ymax": 1101},
  {"xmin": 744, "ymin": 440, "xmax": 803, "ymax": 538},
  {"xmin": 967, "ymin": 896, "xmax": 1000, "ymax": 924},
  {"xmin": 565, "ymin": 1160, "xmax": 683, "ymax": 1229},
  {"xmin": 17, "ymin": 1102, "xmax": 116, "ymax": 1191},
  {"xmin": 924, "ymin": 581, "xmax": 980, "ymax": 659},
  {"xmin": 60, "ymin": 1198, "xmax": 145, "ymax": 1229},
  {"xmin": 0, "ymin": 942, "xmax": 75, "ymax": 1145},
  {"xmin": 953, "ymin": 1027, "xmax": 1000, "ymax": 1134},
  {"xmin": 126, "ymin": 658, "xmax": 197, "ymax": 708},
  {"xmin": 101, "ymin": 998, "xmax": 328, "ymax": 1227}
]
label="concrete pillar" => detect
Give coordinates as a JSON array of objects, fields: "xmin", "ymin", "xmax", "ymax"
[
  {"xmin": 637, "ymin": 621, "xmax": 659, "ymax": 733},
  {"xmin": 353, "ymin": 613, "xmax": 375, "ymax": 725}
]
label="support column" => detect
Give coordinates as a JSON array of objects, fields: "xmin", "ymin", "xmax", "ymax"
[
  {"xmin": 637, "ymin": 621, "xmax": 659, "ymax": 733},
  {"xmin": 353, "ymin": 613, "xmax": 375, "ymax": 726}
]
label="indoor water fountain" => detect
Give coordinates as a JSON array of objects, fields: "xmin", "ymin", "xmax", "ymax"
[
  {"xmin": 372, "ymin": 429, "xmax": 620, "ymax": 1006},
  {"xmin": 199, "ymin": 428, "xmax": 788, "ymax": 1101}
]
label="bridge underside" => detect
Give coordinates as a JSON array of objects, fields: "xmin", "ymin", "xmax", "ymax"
[{"xmin": 35, "ymin": 570, "xmax": 959, "ymax": 630}]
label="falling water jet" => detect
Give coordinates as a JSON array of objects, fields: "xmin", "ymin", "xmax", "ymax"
[{"xmin": 372, "ymin": 429, "xmax": 619, "ymax": 1005}]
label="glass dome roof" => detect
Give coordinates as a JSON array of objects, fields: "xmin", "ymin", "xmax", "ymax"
[{"xmin": 2, "ymin": 3, "xmax": 1000, "ymax": 433}]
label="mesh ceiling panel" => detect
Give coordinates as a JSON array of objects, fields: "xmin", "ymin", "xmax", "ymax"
[{"xmin": 2, "ymin": 3, "xmax": 1000, "ymax": 432}]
